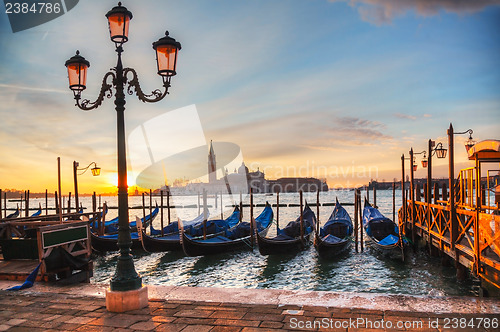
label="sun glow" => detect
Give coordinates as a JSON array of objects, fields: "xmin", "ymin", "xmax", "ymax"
[{"xmin": 107, "ymin": 172, "xmax": 137, "ymax": 188}]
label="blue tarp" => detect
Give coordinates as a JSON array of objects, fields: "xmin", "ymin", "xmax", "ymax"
[
  {"xmin": 322, "ymin": 234, "xmax": 343, "ymax": 244},
  {"xmin": 320, "ymin": 201, "xmax": 353, "ymax": 238},
  {"xmin": 7, "ymin": 262, "xmax": 41, "ymax": 291},
  {"xmin": 277, "ymin": 204, "xmax": 316, "ymax": 238},
  {"xmin": 150, "ymin": 211, "xmax": 210, "ymax": 236},
  {"xmin": 378, "ymin": 234, "xmax": 399, "ymax": 246}
]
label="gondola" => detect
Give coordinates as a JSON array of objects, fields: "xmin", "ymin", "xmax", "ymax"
[
  {"xmin": 31, "ymin": 204, "xmax": 42, "ymax": 217},
  {"xmin": 362, "ymin": 200, "xmax": 407, "ymax": 261},
  {"xmin": 256, "ymin": 203, "xmax": 316, "ymax": 255},
  {"xmin": 180, "ymin": 202, "xmax": 273, "ymax": 256},
  {"xmin": 102, "ymin": 204, "xmax": 158, "ymax": 234},
  {"xmin": 315, "ymin": 199, "xmax": 353, "ymax": 258},
  {"xmin": 5, "ymin": 206, "xmax": 20, "ymax": 219},
  {"xmin": 140, "ymin": 207, "xmax": 239, "ymax": 252},
  {"xmin": 90, "ymin": 205, "xmax": 159, "ymax": 252}
]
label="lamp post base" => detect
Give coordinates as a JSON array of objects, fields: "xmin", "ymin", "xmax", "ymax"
[{"xmin": 106, "ymin": 286, "xmax": 148, "ymax": 312}]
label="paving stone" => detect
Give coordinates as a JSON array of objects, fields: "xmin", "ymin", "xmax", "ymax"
[
  {"xmin": 179, "ymin": 324, "xmax": 214, "ymax": 332},
  {"xmin": 0, "ymin": 325, "xmax": 10, "ymax": 332},
  {"xmin": 209, "ymin": 310, "xmax": 246, "ymax": 319},
  {"xmin": 87, "ymin": 314, "xmax": 145, "ymax": 328},
  {"xmin": 243, "ymin": 312, "xmax": 284, "ymax": 322},
  {"xmin": 129, "ymin": 320, "xmax": 161, "ymax": 330},
  {"xmin": 56, "ymin": 323, "xmax": 83, "ymax": 330},
  {"xmin": 240, "ymin": 328, "xmax": 280, "ymax": 332},
  {"xmin": 150, "ymin": 315, "xmax": 176, "ymax": 323},
  {"xmin": 209, "ymin": 326, "xmax": 243, "ymax": 332},
  {"xmin": 259, "ymin": 321, "xmax": 285, "ymax": 328},
  {"xmin": 213, "ymin": 319, "xmax": 261, "ymax": 327},
  {"xmin": 4, "ymin": 327, "xmax": 35, "ymax": 332},
  {"xmin": 5, "ymin": 319, "xmax": 26, "ymax": 326},
  {"xmin": 173, "ymin": 318, "xmax": 217, "ymax": 325},
  {"xmin": 174, "ymin": 309, "xmax": 215, "ymax": 318},
  {"xmin": 66, "ymin": 316, "xmax": 96, "ymax": 324},
  {"xmin": 155, "ymin": 323, "xmax": 188, "ymax": 332}
]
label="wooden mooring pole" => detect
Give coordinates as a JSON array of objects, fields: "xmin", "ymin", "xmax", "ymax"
[
  {"xmin": 167, "ymin": 190, "xmax": 171, "ymax": 225},
  {"xmin": 25, "ymin": 190, "xmax": 29, "ymax": 217},
  {"xmin": 410, "ymin": 148, "xmax": 416, "ymax": 246},
  {"xmin": 316, "ymin": 190, "xmax": 320, "ymax": 235},
  {"xmin": 160, "ymin": 190, "xmax": 164, "ymax": 236},
  {"xmin": 203, "ymin": 189, "xmax": 207, "ymax": 240},
  {"xmin": 142, "ymin": 193, "xmax": 146, "ymax": 224},
  {"xmin": 57, "ymin": 157, "xmax": 63, "ymax": 223},
  {"xmin": 354, "ymin": 189, "xmax": 358, "ymax": 253},
  {"xmin": 373, "ymin": 186, "xmax": 376, "ymax": 208},
  {"xmin": 3, "ymin": 191, "xmax": 6, "ymax": 219},
  {"xmin": 299, "ymin": 190, "xmax": 304, "ymax": 246},
  {"xmin": 276, "ymin": 191, "xmax": 280, "ymax": 231},
  {"xmin": 392, "ymin": 181, "xmax": 396, "ymax": 223},
  {"xmin": 45, "ymin": 189, "xmax": 48, "ymax": 215},
  {"xmin": 220, "ymin": 192, "xmax": 223, "ymax": 219},
  {"xmin": 250, "ymin": 189, "xmax": 254, "ymax": 246},
  {"xmin": 149, "ymin": 189, "xmax": 153, "ymax": 234},
  {"xmin": 358, "ymin": 189, "xmax": 364, "ymax": 252},
  {"xmin": 239, "ymin": 192, "xmax": 243, "ymax": 223}
]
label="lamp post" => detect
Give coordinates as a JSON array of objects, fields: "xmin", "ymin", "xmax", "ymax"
[
  {"xmin": 73, "ymin": 161, "xmax": 100, "ymax": 214},
  {"xmin": 447, "ymin": 124, "xmax": 474, "ymax": 251},
  {"xmin": 401, "ymin": 153, "xmax": 413, "ymax": 239},
  {"xmin": 64, "ymin": 2, "xmax": 181, "ymax": 312},
  {"xmin": 422, "ymin": 140, "xmax": 447, "ymax": 253}
]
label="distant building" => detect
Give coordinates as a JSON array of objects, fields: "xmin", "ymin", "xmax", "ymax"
[
  {"xmin": 208, "ymin": 140, "xmax": 217, "ymax": 184},
  {"xmin": 164, "ymin": 141, "xmax": 329, "ymax": 194}
]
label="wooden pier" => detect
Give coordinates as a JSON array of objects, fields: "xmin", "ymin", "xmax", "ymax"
[{"xmin": 400, "ymin": 139, "xmax": 500, "ymax": 295}]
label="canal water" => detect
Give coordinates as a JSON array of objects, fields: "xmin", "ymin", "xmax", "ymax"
[{"xmin": 78, "ymin": 189, "xmax": 479, "ymax": 297}]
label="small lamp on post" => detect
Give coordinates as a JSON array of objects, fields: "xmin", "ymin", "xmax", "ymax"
[
  {"xmin": 465, "ymin": 132, "xmax": 476, "ymax": 152},
  {"xmin": 73, "ymin": 161, "xmax": 100, "ymax": 215},
  {"xmin": 435, "ymin": 142, "xmax": 447, "ymax": 159}
]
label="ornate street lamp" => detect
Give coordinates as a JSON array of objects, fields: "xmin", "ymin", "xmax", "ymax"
[{"xmin": 64, "ymin": 2, "xmax": 181, "ymax": 312}]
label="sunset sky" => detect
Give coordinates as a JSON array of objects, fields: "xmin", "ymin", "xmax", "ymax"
[{"xmin": 1, "ymin": 0, "xmax": 499, "ymax": 194}]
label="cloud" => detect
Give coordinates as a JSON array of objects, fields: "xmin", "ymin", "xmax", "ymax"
[
  {"xmin": 394, "ymin": 112, "xmax": 417, "ymax": 120},
  {"xmin": 331, "ymin": 0, "xmax": 500, "ymax": 25}
]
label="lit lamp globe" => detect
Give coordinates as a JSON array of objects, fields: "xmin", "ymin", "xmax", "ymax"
[
  {"xmin": 152, "ymin": 31, "xmax": 181, "ymax": 83},
  {"xmin": 106, "ymin": 2, "xmax": 133, "ymax": 44},
  {"xmin": 435, "ymin": 144, "xmax": 447, "ymax": 159},
  {"xmin": 65, "ymin": 51, "xmax": 90, "ymax": 94},
  {"xmin": 421, "ymin": 157, "xmax": 428, "ymax": 168},
  {"xmin": 91, "ymin": 166, "xmax": 101, "ymax": 177},
  {"xmin": 465, "ymin": 135, "xmax": 476, "ymax": 152}
]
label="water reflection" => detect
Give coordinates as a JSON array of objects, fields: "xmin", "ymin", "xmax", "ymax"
[{"xmin": 89, "ymin": 190, "xmax": 478, "ymax": 296}]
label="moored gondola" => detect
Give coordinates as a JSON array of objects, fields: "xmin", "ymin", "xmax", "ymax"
[
  {"xmin": 256, "ymin": 202, "xmax": 316, "ymax": 255},
  {"xmin": 315, "ymin": 198, "xmax": 353, "ymax": 258},
  {"xmin": 362, "ymin": 199, "xmax": 407, "ymax": 261},
  {"xmin": 90, "ymin": 205, "xmax": 159, "ymax": 252},
  {"xmin": 141, "ymin": 207, "xmax": 239, "ymax": 252},
  {"xmin": 180, "ymin": 203, "xmax": 273, "ymax": 256}
]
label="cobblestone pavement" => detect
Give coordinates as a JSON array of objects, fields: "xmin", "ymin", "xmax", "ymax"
[{"xmin": 0, "ymin": 284, "xmax": 499, "ymax": 331}]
